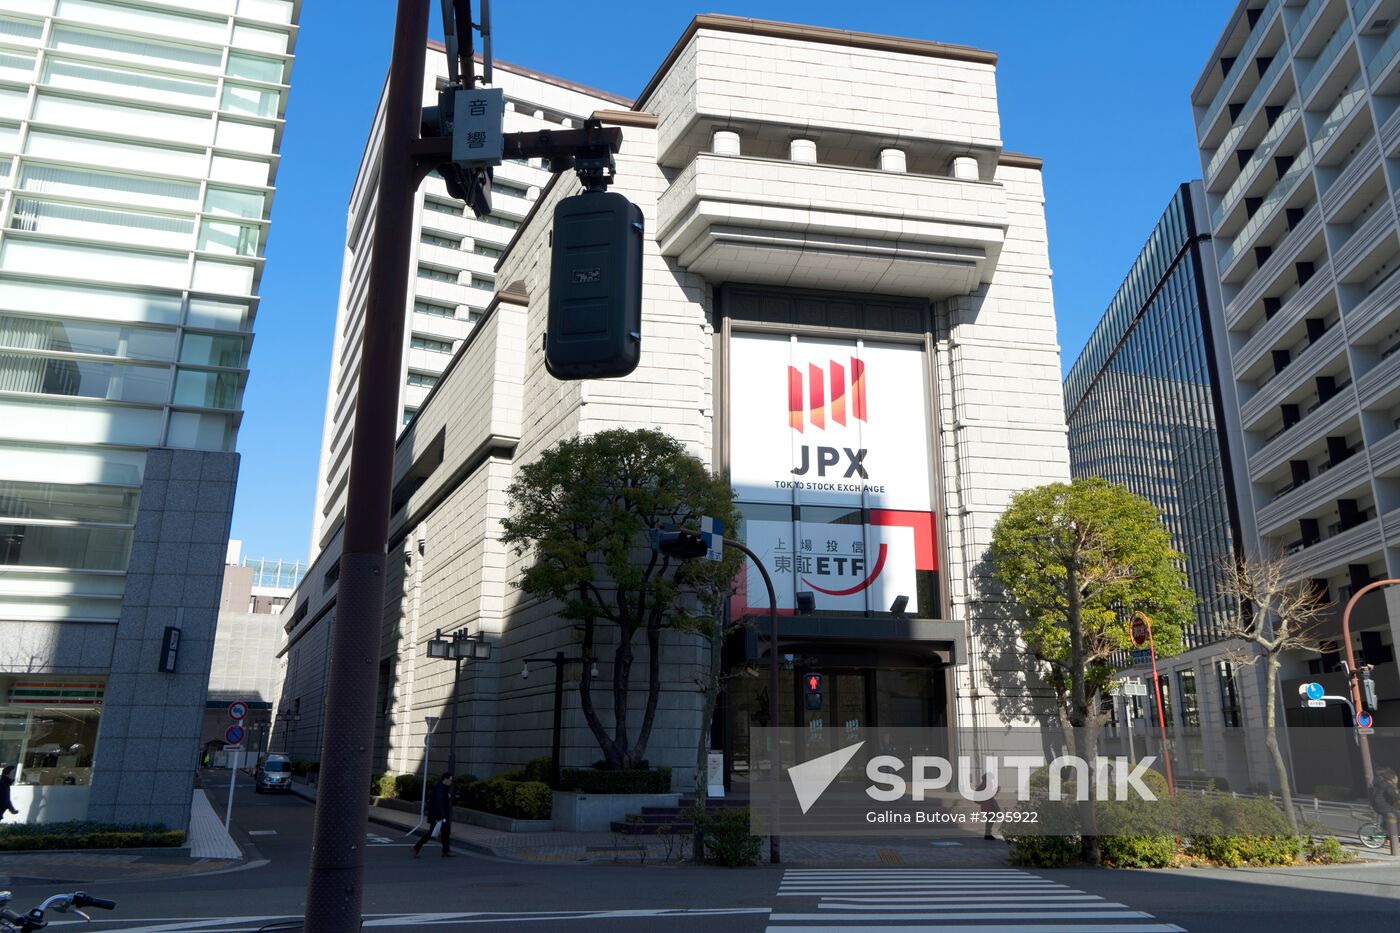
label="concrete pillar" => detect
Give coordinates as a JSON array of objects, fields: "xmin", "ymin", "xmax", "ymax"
[
  {"xmin": 879, "ymin": 148, "xmax": 907, "ymax": 173},
  {"xmin": 951, "ymin": 155, "xmax": 979, "ymax": 180},
  {"xmin": 712, "ymin": 130, "xmax": 741, "ymax": 156},
  {"xmin": 790, "ymin": 138, "xmax": 817, "ymax": 163}
]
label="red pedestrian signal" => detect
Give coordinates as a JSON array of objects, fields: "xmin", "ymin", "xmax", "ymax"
[{"xmin": 805, "ymin": 673, "xmax": 822, "ymax": 693}]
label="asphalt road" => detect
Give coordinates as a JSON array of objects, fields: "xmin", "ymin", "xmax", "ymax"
[{"xmin": 0, "ymin": 774, "xmax": 1397, "ymax": 932}]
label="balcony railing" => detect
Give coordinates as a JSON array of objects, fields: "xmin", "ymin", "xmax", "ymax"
[
  {"xmin": 1205, "ymin": 54, "xmax": 1293, "ymax": 185},
  {"xmin": 1352, "ymin": 0, "xmax": 1380, "ymax": 23},
  {"xmin": 1199, "ymin": 0, "xmax": 1283, "ymax": 133},
  {"xmin": 1367, "ymin": 22, "xmax": 1400, "ymax": 83},
  {"xmin": 1292, "ymin": 0, "xmax": 1328, "ymax": 48},
  {"xmin": 1219, "ymin": 143, "xmax": 1315, "ymax": 272},
  {"xmin": 1213, "ymin": 97, "xmax": 1299, "ymax": 229},
  {"xmin": 1310, "ymin": 79, "xmax": 1366, "ymax": 159},
  {"xmin": 1301, "ymin": 19, "xmax": 1354, "ymax": 102}
]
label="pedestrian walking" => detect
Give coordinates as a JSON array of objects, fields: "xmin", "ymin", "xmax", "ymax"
[
  {"xmin": 1, "ymin": 765, "xmax": 20, "ymax": 821},
  {"xmin": 977, "ymin": 771, "xmax": 998, "ymax": 840},
  {"xmin": 411, "ymin": 772, "xmax": 454, "ymax": 858}
]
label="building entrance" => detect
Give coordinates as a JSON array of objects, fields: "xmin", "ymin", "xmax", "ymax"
[{"xmin": 724, "ymin": 664, "xmax": 947, "ymax": 791}]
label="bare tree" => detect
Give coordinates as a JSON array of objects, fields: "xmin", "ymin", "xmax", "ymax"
[{"xmin": 1219, "ymin": 553, "xmax": 1328, "ymax": 831}]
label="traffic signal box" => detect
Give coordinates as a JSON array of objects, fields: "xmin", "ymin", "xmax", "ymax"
[
  {"xmin": 804, "ymin": 672, "xmax": 823, "ymax": 711},
  {"xmin": 545, "ymin": 191, "xmax": 643, "ymax": 380}
]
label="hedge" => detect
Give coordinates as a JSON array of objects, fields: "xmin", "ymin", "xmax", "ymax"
[
  {"xmin": 557, "ymin": 766, "xmax": 671, "ymax": 794},
  {"xmin": 0, "ymin": 821, "xmax": 185, "ymax": 851},
  {"xmin": 694, "ymin": 806, "xmax": 761, "ymax": 867},
  {"xmin": 460, "ymin": 777, "xmax": 551, "ymax": 820}
]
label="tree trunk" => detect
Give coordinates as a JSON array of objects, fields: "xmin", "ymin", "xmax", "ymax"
[
  {"xmin": 1065, "ymin": 559, "xmax": 1099, "ymax": 865},
  {"xmin": 692, "ymin": 623, "xmax": 724, "ymax": 863},
  {"xmin": 1263, "ymin": 653, "xmax": 1299, "ymax": 832},
  {"xmin": 630, "ymin": 616, "xmax": 664, "ymax": 769}
]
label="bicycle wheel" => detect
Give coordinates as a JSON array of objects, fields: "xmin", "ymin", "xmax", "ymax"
[{"xmin": 1358, "ymin": 821, "xmax": 1386, "ymax": 849}]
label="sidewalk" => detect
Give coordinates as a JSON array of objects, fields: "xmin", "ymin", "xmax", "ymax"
[{"xmin": 287, "ymin": 779, "xmax": 1012, "ymax": 866}]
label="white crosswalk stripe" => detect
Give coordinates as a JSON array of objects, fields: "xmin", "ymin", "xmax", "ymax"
[{"xmin": 768, "ymin": 868, "xmax": 1185, "ymax": 932}]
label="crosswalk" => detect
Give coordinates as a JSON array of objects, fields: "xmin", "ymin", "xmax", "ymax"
[{"xmin": 767, "ymin": 868, "xmax": 1185, "ymax": 932}]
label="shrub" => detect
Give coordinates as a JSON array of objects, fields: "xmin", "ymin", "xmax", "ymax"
[
  {"xmin": 0, "ymin": 821, "xmax": 184, "ymax": 851},
  {"xmin": 1305, "ymin": 835, "xmax": 1355, "ymax": 864},
  {"xmin": 1098, "ymin": 834, "xmax": 1177, "ymax": 868},
  {"xmin": 557, "ymin": 766, "xmax": 672, "ymax": 794},
  {"xmin": 461, "ymin": 777, "xmax": 551, "ymax": 819},
  {"xmin": 373, "ymin": 773, "xmax": 397, "ymax": 798},
  {"xmin": 696, "ymin": 807, "xmax": 761, "ymax": 867},
  {"xmin": 1186, "ymin": 833, "xmax": 1302, "ymax": 867},
  {"xmin": 1007, "ymin": 834, "xmax": 1079, "ymax": 868},
  {"xmin": 394, "ymin": 773, "xmax": 423, "ymax": 802},
  {"xmin": 522, "ymin": 757, "xmax": 554, "ymax": 784}
]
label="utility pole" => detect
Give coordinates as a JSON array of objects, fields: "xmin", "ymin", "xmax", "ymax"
[{"xmin": 303, "ymin": 3, "xmax": 627, "ymax": 927}]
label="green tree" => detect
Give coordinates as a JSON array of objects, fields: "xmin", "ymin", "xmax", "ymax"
[
  {"xmin": 989, "ymin": 477, "xmax": 1193, "ymax": 863},
  {"xmin": 501, "ymin": 428, "xmax": 741, "ymax": 771}
]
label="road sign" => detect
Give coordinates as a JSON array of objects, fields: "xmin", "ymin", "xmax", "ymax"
[
  {"xmin": 1124, "ymin": 681, "xmax": 1149, "ymax": 697},
  {"xmin": 1358, "ymin": 727, "xmax": 1375, "ymax": 736},
  {"xmin": 1306, "ymin": 699, "xmax": 1327, "ymax": 708},
  {"xmin": 701, "ymin": 516, "xmax": 723, "ymax": 562},
  {"xmin": 1358, "ymin": 711, "xmax": 1375, "ymax": 729},
  {"xmin": 1130, "ymin": 648, "xmax": 1152, "ymax": 666},
  {"xmin": 225, "ymin": 724, "xmax": 245, "ymax": 745},
  {"xmin": 451, "ymin": 87, "xmax": 504, "ymax": 165},
  {"xmin": 1131, "ymin": 616, "xmax": 1148, "ymax": 647},
  {"xmin": 1304, "ymin": 682, "xmax": 1325, "ymax": 701},
  {"xmin": 223, "ymin": 743, "xmax": 242, "ymax": 751},
  {"xmin": 227, "ymin": 700, "xmax": 249, "ymax": 721}
]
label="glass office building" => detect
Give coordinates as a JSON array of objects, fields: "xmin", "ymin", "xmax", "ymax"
[
  {"xmin": 1064, "ymin": 182, "xmax": 1246, "ymax": 649},
  {"xmin": 0, "ymin": 0, "xmax": 297, "ymax": 826}
]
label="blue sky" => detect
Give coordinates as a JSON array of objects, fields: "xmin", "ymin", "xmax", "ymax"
[{"xmin": 230, "ymin": 0, "xmax": 1231, "ymax": 563}]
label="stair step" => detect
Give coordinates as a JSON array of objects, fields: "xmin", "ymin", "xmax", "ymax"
[{"xmin": 610, "ymin": 820, "xmax": 695, "ymax": 835}]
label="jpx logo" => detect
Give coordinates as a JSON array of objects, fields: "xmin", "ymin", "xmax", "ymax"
[
  {"xmin": 571, "ymin": 267, "xmax": 602, "ymax": 284},
  {"xmin": 788, "ymin": 358, "xmax": 869, "ymax": 478},
  {"xmin": 788, "ymin": 358, "xmax": 867, "ymax": 432}
]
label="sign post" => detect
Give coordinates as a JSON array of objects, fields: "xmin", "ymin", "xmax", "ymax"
[
  {"xmin": 223, "ymin": 703, "xmax": 249, "ymax": 831},
  {"xmin": 1132, "ymin": 612, "xmax": 1174, "ymax": 799}
]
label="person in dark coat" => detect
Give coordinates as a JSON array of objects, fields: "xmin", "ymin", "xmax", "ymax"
[
  {"xmin": 1, "ymin": 765, "xmax": 19, "ymax": 821},
  {"xmin": 412, "ymin": 773, "xmax": 454, "ymax": 858}
]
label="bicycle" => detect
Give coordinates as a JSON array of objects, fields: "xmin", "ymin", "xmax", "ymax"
[
  {"xmin": 0, "ymin": 891, "xmax": 115, "ymax": 932},
  {"xmin": 1358, "ymin": 814, "xmax": 1394, "ymax": 849}
]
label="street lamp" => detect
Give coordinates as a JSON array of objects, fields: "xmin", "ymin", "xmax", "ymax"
[
  {"xmin": 1341, "ymin": 577, "xmax": 1400, "ymax": 856},
  {"xmin": 424, "ymin": 628, "xmax": 492, "ymax": 773},
  {"xmin": 518, "ymin": 651, "xmax": 591, "ymax": 789}
]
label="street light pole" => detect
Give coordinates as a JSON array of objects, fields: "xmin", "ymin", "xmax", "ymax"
[
  {"xmin": 722, "ymin": 537, "xmax": 780, "ymax": 864},
  {"xmin": 1341, "ymin": 577, "xmax": 1400, "ymax": 856},
  {"xmin": 520, "ymin": 652, "xmax": 583, "ymax": 789}
]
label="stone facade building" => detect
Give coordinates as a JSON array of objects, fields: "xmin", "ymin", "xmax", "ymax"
[{"xmin": 276, "ymin": 15, "xmax": 1069, "ymax": 789}]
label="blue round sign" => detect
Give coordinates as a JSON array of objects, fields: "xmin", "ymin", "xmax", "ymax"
[
  {"xmin": 1304, "ymin": 682, "xmax": 1325, "ymax": 701},
  {"xmin": 225, "ymin": 724, "xmax": 244, "ymax": 745},
  {"xmin": 1358, "ymin": 711, "xmax": 1374, "ymax": 729}
]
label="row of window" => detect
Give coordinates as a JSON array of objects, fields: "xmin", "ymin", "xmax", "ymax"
[
  {"xmin": 1120, "ymin": 661, "xmax": 1242, "ymax": 731},
  {"xmin": 418, "ymin": 231, "xmax": 502, "ymax": 259}
]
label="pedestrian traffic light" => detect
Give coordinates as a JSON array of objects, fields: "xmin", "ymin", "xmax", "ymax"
[
  {"xmin": 1362, "ymin": 672, "xmax": 1379, "ymax": 711},
  {"xmin": 804, "ymin": 672, "xmax": 823, "ymax": 710},
  {"xmin": 545, "ymin": 190, "xmax": 643, "ymax": 380},
  {"xmin": 655, "ymin": 528, "xmax": 707, "ymax": 560}
]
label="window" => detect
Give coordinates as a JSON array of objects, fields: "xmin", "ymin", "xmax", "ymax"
[
  {"xmin": 410, "ymin": 335, "xmax": 453, "ymax": 353},
  {"xmin": 0, "ymin": 522, "xmax": 131, "ymax": 571},
  {"xmin": 490, "ymin": 180, "xmax": 529, "ymax": 198},
  {"xmin": 42, "ymin": 58, "xmax": 216, "ymax": 109},
  {"xmin": 420, "ymin": 232, "xmax": 460, "ymax": 250},
  {"xmin": 226, "ymin": 52, "xmax": 285, "ymax": 84},
  {"xmin": 221, "ymin": 83, "xmax": 280, "ymax": 119},
  {"xmin": 0, "ymin": 315, "xmax": 176, "ymax": 361},
  {"xmin": 402, "ymin": 407, "xmax": 417, "ymax": 426},
  {"xmin": 479, "ymin": 214, "xmax": 518, "ymax": 230},
  {"xmin": 424, "ymin": 198, "xmax": 460, "ymax": 216},
  {"xmin": 49, "ymin": 26, "xmax": 223, "ymax": 73},
  {"xmin": 0, "ymin": 480, "xmax": 138, "ymax": 524},
  {"xmin": 417, "ymin": 265, "xmax": 456, "ymax": 283},
  {"xmin": 473, "ymin": 243, "xmax": 501, "ymax": 259},
  {"xmin": 1178, "ymin": 669, "xmax": 1200, "ymax": 728},
  {"xmin": 1155, "ymin": 673, "xmax": 1173, "ymax": 729},
  {"xmin": 406, "ymin": 370, "xmax": 437, "ymax": 388},
  {"xmin": 172, "ymin": 369, "xmax": 241, "ymax": 409},
  {"xmin": 8, "ymin": 704, "xmax": 103, "ymax": 787},
  {"xmin": 470, "ymin": 274, "xmax": 495, "ymax": 290},
  {"xmin": 466, "ymin": 310, "xmax": 482, "ymax": 324},
  {"xmin": 180, "ymin": 333, "xmax": 246, "ymax": 368},
  {"xmin": 20, "ymin": 164, "xmax": 200, "ymax": 212},
  {"xmin": 413, "ymin": 300, "xmax": 454, "ymax": 318},
  {"xmin": 0, "ymin": 352, "xmax": 170, "ymax": 403},
  {"xmin": 1217, "ymin": 661, "xmax": 1242, "ymax": 727}
]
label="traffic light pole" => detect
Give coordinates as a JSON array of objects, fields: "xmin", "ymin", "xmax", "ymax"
[
  {"xmin": 1341, "ymin": 578, "xmax": 1399, "ymax": 856},
  {"xmin": 304, "ymin": 5, "xmax": 624, "ymax": 927},
  {"xmin": 303, "ymin": 2, "xmax": 431, "ymax": 930},
  {"xmin": 723, "ymin": 537, "xmax": 780, "ymax": 864}
]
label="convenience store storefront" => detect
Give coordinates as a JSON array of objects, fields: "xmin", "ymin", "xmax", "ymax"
[{"xmin": 0, "ymin": 676, "xmax": 103, "ymax": 822}]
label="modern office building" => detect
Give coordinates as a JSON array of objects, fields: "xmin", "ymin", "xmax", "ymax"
[
  {"xmin": 278, "ymin": 15, "xmax": 1070, "ymax": 790},
  {"xmin": 0, "ymin": 0, "xmax": 297, "ymax": 826},
  {"xmin": 1065, "ymin": 181, "xmax": 1271, "ymax": 790},
  {"xmin": 306, "ymin": 46, "xmax": 628, "ymax": 559},
  {"xmin": 1187, "ymin": 0, "xmax": 1400, "ymax": 791}
]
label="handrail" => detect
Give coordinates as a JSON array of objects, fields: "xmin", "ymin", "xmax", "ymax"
[
  {"xmin": 1302, "ymin": 19, "xmax": 1354, "ymax": 101},
  {"xmin": 1219, "ymin": 144, "xmax": 1314, "ymax": 272},
  {"xmin": 1205, "ymin": 54, "xmax": 1291, "ymax": 182},
  {"xmin": 1291, "ymin": 0, "xmax": 1327, "ymax": 48},
  {"xmin": 1212, "ymin": 96, "xmax": 1299, "ymax": 229},
  {"xmin": 1199, "ymin": 0, "xmax": 1283, "ymax": 133}
]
